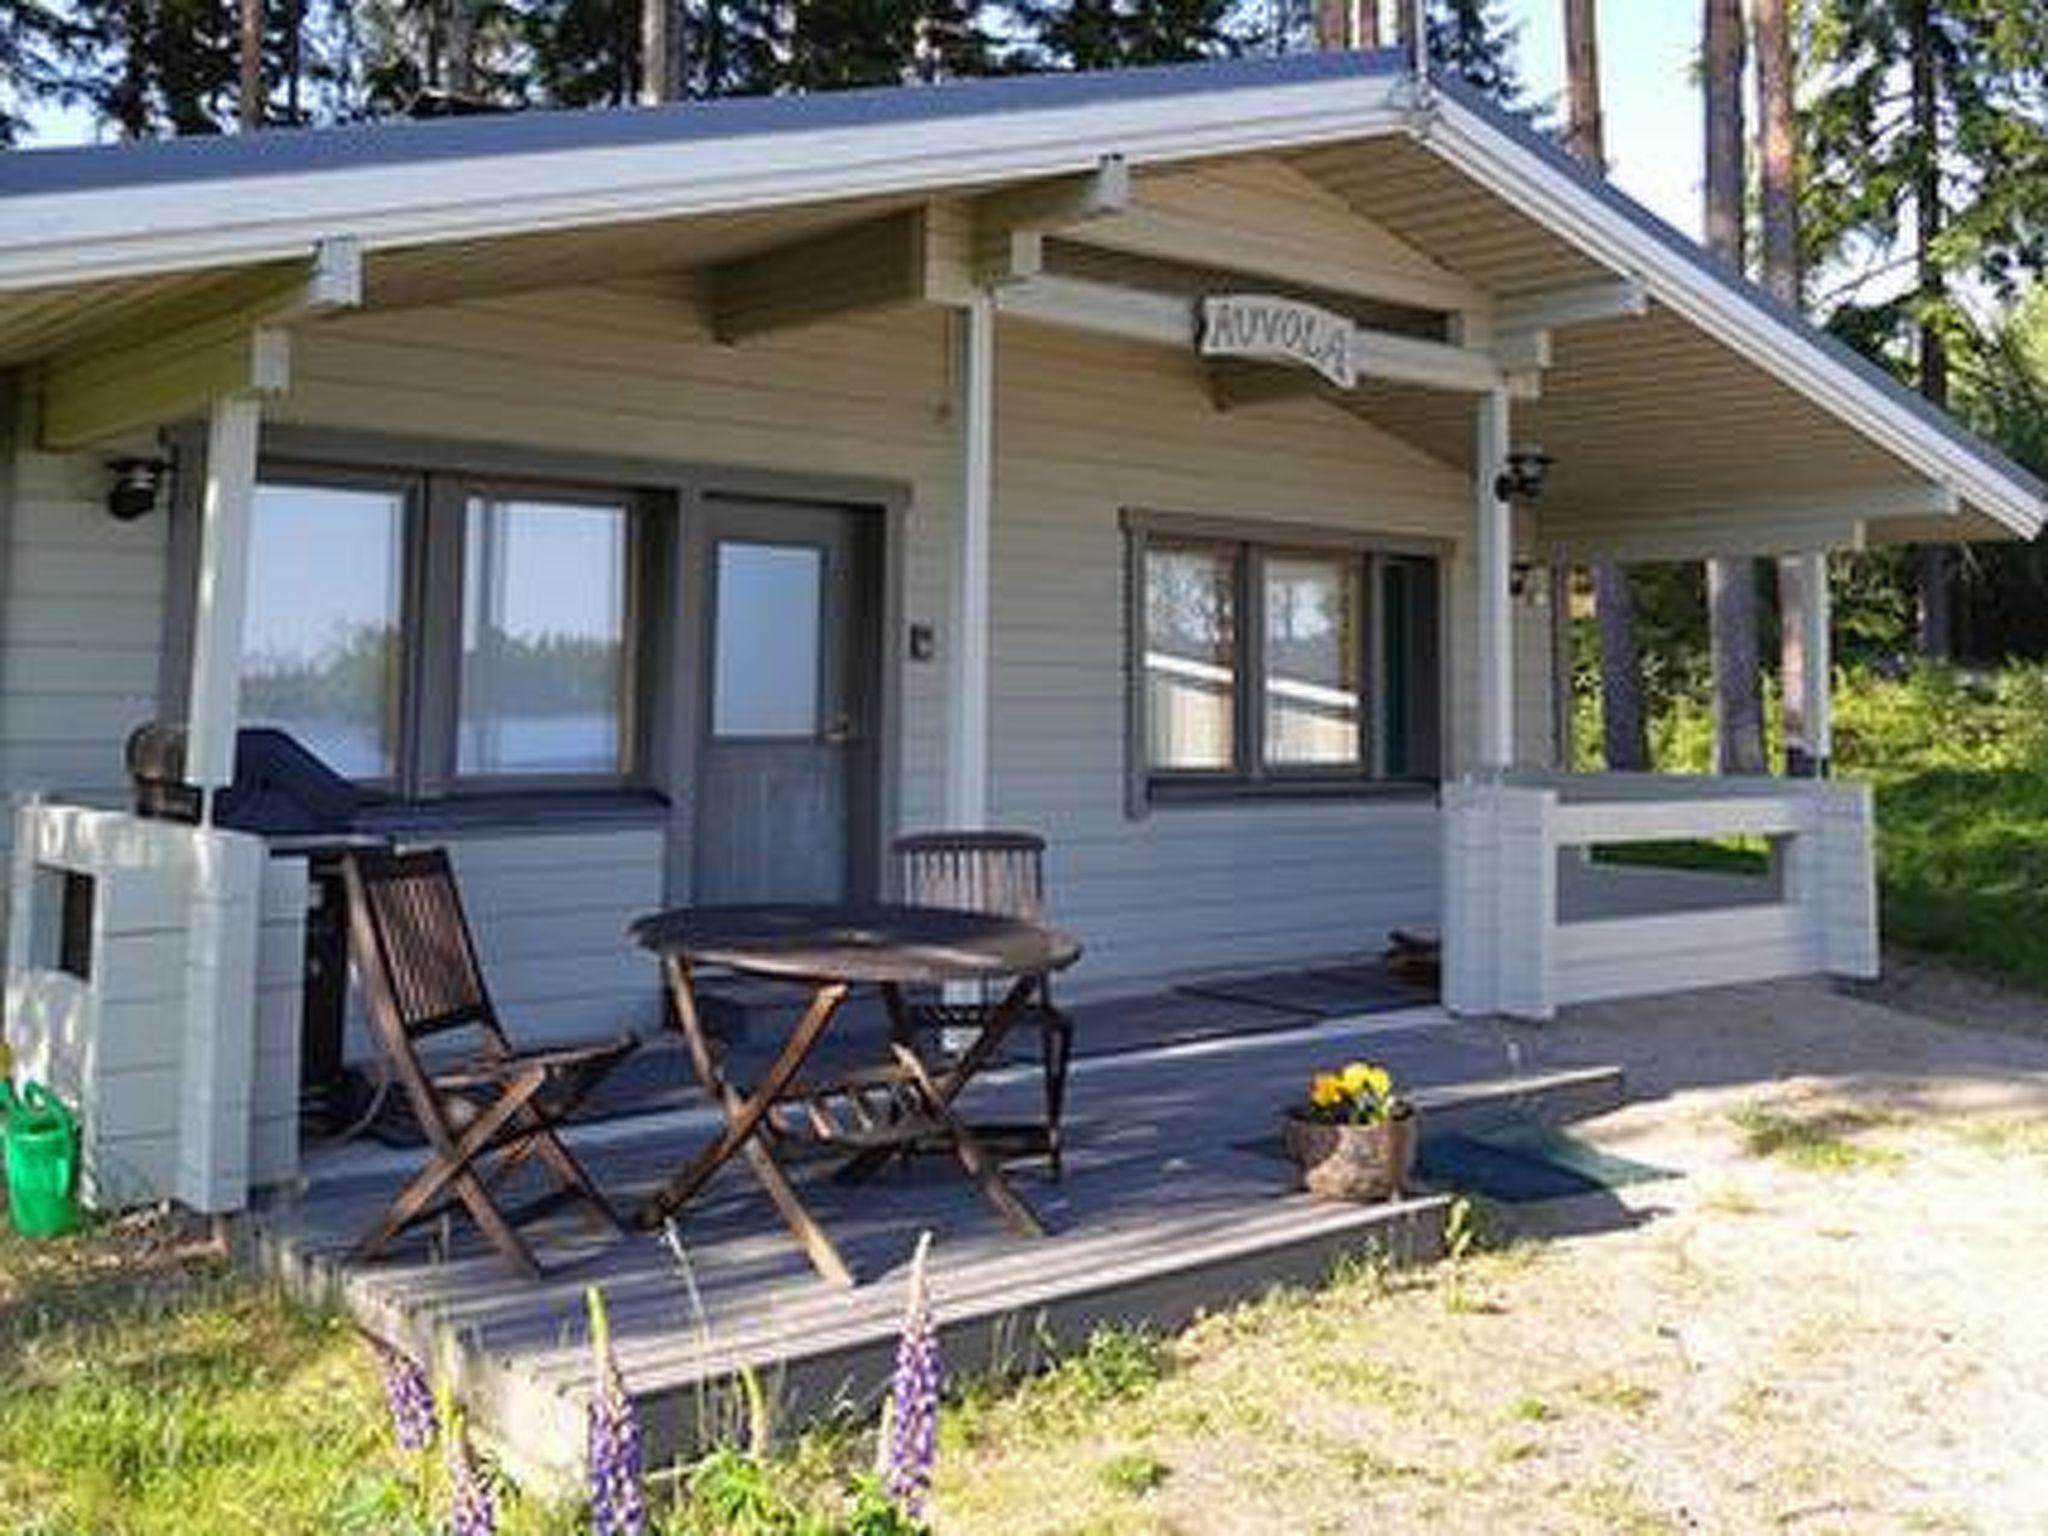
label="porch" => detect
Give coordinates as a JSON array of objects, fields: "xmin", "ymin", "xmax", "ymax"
[{"xmin": 247, "ymin": 1001, "xmax": 1624, "ymax": 1481}]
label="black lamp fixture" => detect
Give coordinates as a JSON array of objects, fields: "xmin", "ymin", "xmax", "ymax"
[
  {"xmin": 1493, "ymin": 445, "xmax": 1554, "ymax": 504},
  {"xmin": 105, "ymin": 457, "xmax": 169, "ymax": 522}
]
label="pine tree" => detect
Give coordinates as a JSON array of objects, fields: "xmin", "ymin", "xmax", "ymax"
[
  {"xmin": 785, "ymin": 0, "xmax": 991, "ymax": 89},
  {"xmin": 1426, "ymin": 0, "xmax": 1523, "ymax": 108},
  {"xmin": 1015, "ymin": 0, "xmax": 1241, "ymax": 70},
  {"xmin": 1701, "ymin": 0, "xmax": 1767, "ymax": 775},
  {"xmin": 0, "ymin": 0, "xmax": 66, "ymax": 143},
  {"xmin": 1803, "ymin": 0, "xmax": 2048, "ymax": 658}
]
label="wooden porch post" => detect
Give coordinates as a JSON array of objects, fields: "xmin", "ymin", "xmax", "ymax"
[
  {"xmin": 186, "ymin": 393, "xmax": 262, "ymax": 813},
  {"xmin": 945, "ymin": 292, "xmax": 996, "ymax": 828},
  {"xmin": 1475, "ymin": 387, "xmax": 1514, "ymax": 772},
  {"xmin": 1798, "ymin": 550, "xmax": 1832, "ymax": 774}
]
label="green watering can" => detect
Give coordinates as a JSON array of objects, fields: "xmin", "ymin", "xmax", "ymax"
[{"xmin": 0, "ymin": 1081, "xmax": 79, "ymax": 1238}]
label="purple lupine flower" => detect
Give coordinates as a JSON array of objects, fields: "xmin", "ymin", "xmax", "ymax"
[
  {"xmin": 444, "ymin": 1408, "xmax": 497, "ymax": 1536},
  {"xmin": 585, "ymin": 1286, "xmax": 647, "ymax": 1536},
  {"xmin": 368, "ymin": 1336, "xmax": 438, "ymax": 1453},
  {"xmin": 883, "ymin": 1232, "xmax": 942, "ymax": 1518}
]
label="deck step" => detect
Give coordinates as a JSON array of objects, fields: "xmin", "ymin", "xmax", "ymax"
[{"xmin": 244, "ymin": 1023, "xmax": 1625, "ymax": 1486}]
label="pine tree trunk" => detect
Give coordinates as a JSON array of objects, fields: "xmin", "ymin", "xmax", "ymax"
[
  {"xmin": 238, "ymin": 0, "xmax": 263, "ymax": 129},
  {"xmin": 1909, "ymin": 0, "xmax": 1952, "ymax": 659},
  {"xmin": 1316, "ymin": 0, "xmax": 1348, "ymax": 50},
  {"xmin": 1561, "ymin": 0, "xmax": 1646, "ymax": 770},
  {"xmin": 1754, "ymin": 0, "xmax": 1811, "ymax": 771},
  {"xmin": 1594, "ymin": 562, "xmax": 1647, "ymax": 770},
  {"xmin": 1562, "ymin": 0, "xmax": 1602, "ymax": 168},
  {"xmin": 641, "ymin": 0, "xmax": 676, "ymax": 103},
  {"xmin": 446, "ymin": 0, "xmax": 476, "ymax": 98},
  {"xmin": 1703, "ymin": 0, "xmax": 1767, "ymax": 774}
]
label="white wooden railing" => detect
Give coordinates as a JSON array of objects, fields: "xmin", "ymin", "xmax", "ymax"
[{"xmin": 1443, "ymin": 772, "xmax": 1878, "ymax": 1020}]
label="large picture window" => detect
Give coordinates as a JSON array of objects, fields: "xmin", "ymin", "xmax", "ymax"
[
  {"xmin": 1128, "ymin": 512, "xmax": 1440, "ymax": 806},
  {"xmin": 239, "ymin": 466, "xmax": 646, "ymax": 798}
]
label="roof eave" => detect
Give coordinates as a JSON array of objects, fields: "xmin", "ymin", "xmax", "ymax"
[
  {"xmin": 0, "ymin": 69, "xmax": 1410, "ymax": 294},
  {"xmin": 1421, "ymin": 77, "xmax": 2047, "ymax": 543}
]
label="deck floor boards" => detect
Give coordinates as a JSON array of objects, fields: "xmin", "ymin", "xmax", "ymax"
[{"xmin": 247, "ymin": 1011, "xmax": 1622, "ymax": 1477}]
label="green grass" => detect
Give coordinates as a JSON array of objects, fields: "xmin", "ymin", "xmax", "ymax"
[
  {"xmin": 1589, "ymin": 837, "xmax": 1773, "ymax": 877},
  {"xmin": 1599, "ymin": 663, "xmax": 2048, "ymax": 997},
  {"xmin": 1872, "ymin": 768, "xmax": 2048, "ymax": 992},
  {"xmin": 0, "ymin": 1216, "xmax": 485, "ymax": 1536}
]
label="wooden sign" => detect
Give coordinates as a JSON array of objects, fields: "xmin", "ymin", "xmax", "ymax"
[{"xmin": 1198, "ymin": 293, "xmax": 1356, "ymax": 389}]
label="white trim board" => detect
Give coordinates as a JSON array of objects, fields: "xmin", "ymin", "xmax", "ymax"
[{"xmin": 0, "ymin": 78, "xmax": 1409, "ymax": 291}]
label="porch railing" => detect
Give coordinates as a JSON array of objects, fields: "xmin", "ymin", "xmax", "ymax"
[{"xmin": 1443, "ymin": 772, "xmax": 1878, "ymax": 1020}]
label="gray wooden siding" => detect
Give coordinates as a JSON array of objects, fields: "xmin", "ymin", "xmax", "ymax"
[{"xmin": 0, "ymin": 431, "xmax": 170, "ymax": 948}]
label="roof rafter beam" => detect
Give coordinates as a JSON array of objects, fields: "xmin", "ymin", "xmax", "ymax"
[
  {"xmin": 706, "ymin": 208, "xmax": 927, "ymax": 342},
  {"xmin": 994, "ymin": 273, "xmax": 1537, "ymax": 397},
  {"xmin": 36, "ymin": 238, "xmax": 360, "ymax": 450},
  {"xmin": 1539, "ymin": 482, "xmax": 1957, "ymax": 562},
  {"xmin": 971, "ymin": 156, "xmax": 1131, "ymax": 286},
  {"xmin": 1495, "ymin": 277, "xmax": 1647, "ymax": 337}
]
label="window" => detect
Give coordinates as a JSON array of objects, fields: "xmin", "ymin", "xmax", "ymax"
[
  {"xmin": 459, "ymin": 494, "xmax": 629, "ymax": 776},
  {"xmin": 239, "ymin": 468, "xmax": 647, "ymax": 797},
  {"xmin": 241, "ymin": 481, "xmax": 405, "ymax": 779},
  {"xmin": 1263, "ymin": 553, "xmax": 1362, "ymax": 769},
  {"xmin": 1143, "ymin": 544, "xmax": 1237, "ymax": 771},
  {"xmin": 1128, "ymin": 514, "xmax": 1440, "ymax": 805},
  {"xmin": 712, "ymin": 542, "xmax": 823, "ymax": 738}
]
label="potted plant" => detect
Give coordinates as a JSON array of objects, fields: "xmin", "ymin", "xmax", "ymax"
[{"xmin": 1282, "ymin": 1060, "xmax": 1417, "ymax": 1202}]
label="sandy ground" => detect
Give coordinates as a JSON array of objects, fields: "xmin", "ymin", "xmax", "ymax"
[{"xmin": 933, "ymin": 975, "xmax": 2048, "ymax": 1535}]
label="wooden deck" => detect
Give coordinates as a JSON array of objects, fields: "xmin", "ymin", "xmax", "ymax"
[{"xmin": 245, "ymin": 1008, "xmax": 1623, "ymax": 1482}]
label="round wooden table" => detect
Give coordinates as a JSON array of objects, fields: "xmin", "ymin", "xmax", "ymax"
[{"xmin": 630, "ymin": 903, "xmax": 1082, "ymax": 1287}]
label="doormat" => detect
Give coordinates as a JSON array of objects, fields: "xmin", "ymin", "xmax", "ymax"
[
  {"xmin": 1415, "ymin": 1128, "xmax": 1676, "ymax": 1204},
  {"xmin": 1231, "ymin": 1125, "xmax": 1674, "ymax": 1204},
  {"xmin": 1177, "ymin": 959, "xmax": 1433, "ymax": 1018}
]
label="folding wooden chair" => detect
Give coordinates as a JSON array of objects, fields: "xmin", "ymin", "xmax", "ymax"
[
  {"xmin": 340, "ymin": 846, "xmax": 639, "ymax": 1279},
  {"xmin": 891, "ymin": 830, "xmax": 1075, "ymax": 1176}
]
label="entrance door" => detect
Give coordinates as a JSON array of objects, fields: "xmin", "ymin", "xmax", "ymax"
[{"xmin": 693, "ymin": 498, "xmax": 881, "ymax": 903}]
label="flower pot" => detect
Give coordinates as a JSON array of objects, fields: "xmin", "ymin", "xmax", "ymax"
[{"xmin": 1283, "ymin": 1106, "xmax": 1418, "ymax": 1203}]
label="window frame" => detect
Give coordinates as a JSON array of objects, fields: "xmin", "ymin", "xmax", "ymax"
[
  {"xmin": 243, "ymin": 458, "xmax": 656, "ymax": 803},
  {"xmin": 1123, "ymin": 509, "xmax": 1445, "ymax": 814}
]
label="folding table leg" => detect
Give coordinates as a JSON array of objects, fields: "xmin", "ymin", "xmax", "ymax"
[
  {"xmin": 638, "ymin": 963, "xmax": 858, "ymax": 1287},
  {"xmin": 889, "ymin": 1043, "xmax": 1046, "ymax": 1239}
]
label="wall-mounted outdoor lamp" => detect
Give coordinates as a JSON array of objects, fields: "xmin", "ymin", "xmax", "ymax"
[
  {"xmin": 1493, "ymin": 445, "xmax": 1554, "ymax": 505},
  {"xmin": 105, "ymin": 457, "xmax": 169, "ymax": 522}
]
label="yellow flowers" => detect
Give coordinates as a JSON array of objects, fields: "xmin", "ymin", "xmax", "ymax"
[{"xmin": 1302, "ymin": 1059, "xmax": 1399, "ymax": 1125}]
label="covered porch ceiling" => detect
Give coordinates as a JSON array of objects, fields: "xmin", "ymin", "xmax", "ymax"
[{"xmin": 0, "ymin": 52, "xmax": 2034, "ymax": 554}]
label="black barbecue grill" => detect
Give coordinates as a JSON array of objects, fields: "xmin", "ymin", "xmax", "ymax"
[{"xmin": 126, "ymin": 723, "xmax": 386, "ymax": 1133}]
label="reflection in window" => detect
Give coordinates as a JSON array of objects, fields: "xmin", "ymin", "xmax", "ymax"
[
  {"xmin": 713, "ymin": 542, "xmax": 823, "ymax": 737},
  {"xmin": 1144, "ymin": 544, "xmax": 1238, "ymax": 771},
  {"xmin": 240, "ymin": 482, "xmax": 404, "ymax": 778},
  {"xmin": 1264, "ymin": 554, "xmax": 1362, "ymax": 767},
  {"xmin": 460, "ymin": 496, "xmax": 628, "ymax": 776}
]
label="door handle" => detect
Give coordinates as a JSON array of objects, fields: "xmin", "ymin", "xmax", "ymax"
[{"xmin": 824, "ymin": 715, "xmax": 856, "ymax": 745}]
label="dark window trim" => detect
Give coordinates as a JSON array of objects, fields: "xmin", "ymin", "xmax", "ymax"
[
  {"xmin": 243, "ymin": 457, "xmax": 663, "ymax": 804},
  {"xmin": 1122, "ymin": 508, "xmax": 1446, "ymax": 816}
]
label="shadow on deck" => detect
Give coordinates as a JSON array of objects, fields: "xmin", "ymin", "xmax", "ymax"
[{"xmin": 244, "ymin": 1007, "xmax": 1623, "ymax": 1482}]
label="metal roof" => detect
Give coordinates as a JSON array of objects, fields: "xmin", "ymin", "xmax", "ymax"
[{"xmin": 0, "ymin": 49, "xmax": 1403, "ymax": 199}]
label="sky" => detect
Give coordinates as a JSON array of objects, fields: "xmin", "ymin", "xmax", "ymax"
[
  {"xmin": 19, "ymin": 2, "xmax": 1708, "ymax": 236},
  {"xmin": 1502, "ymin": 0, "xmax": 1704, "ymax": 238}
]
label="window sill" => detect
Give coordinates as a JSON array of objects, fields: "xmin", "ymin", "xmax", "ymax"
[
  {"xmin": 1140, "ymin": 777, "xmax": 1440, "ymax": 811},
  {"xmin": 358, "ymin": 787, "xmax": 671, "ymax": 838}
]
